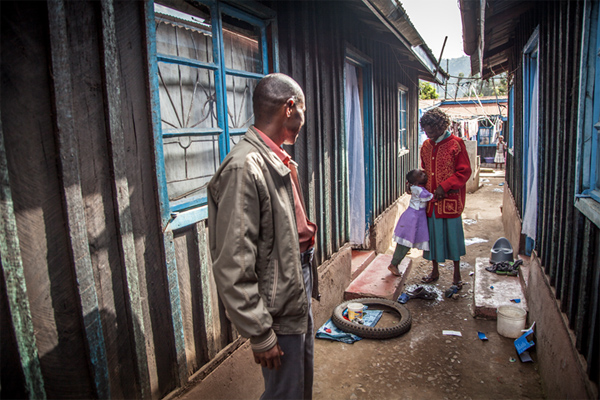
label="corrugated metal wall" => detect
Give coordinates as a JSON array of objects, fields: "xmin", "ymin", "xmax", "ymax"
[{"xmin": 505, "ymin": 1, "xmax": 599, "ymax": 385}]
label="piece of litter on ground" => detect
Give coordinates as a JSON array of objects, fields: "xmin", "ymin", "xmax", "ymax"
[
  {"xmin": 490, "ymin": 286, "xmax": 494, "ymax": 289},
  {"xmin": 519, "ymin": 351, "xmax": 533, "ymax": 363},
  {"xmin": 464, "ymin": 237, "xmax": 488, "ymax": 246},
  {"xmin": 510, "ymin": 298, "xmax": 521, "ymax": 303},
  {"xmin": 397, "ymin": 293, "xmax": 409, "ymax": 304},
  {"xmin": 482, "ymin": 179, "xmax": 490, "ymax": 183},
  {"xmin": 499, "ymin": 182, "xmax": 505, "ymax": 186},
  {"xmin": 509, "ymin": 357, "xmax": 516, "ymax": 363},
  {"xmin": 493, "ymin": 188, "xmax": 504, "ymax": 193},
  {"xmin": 515, "ymin": 324, "xmax": 535, "ymax": 355},
  {"xmin": 469, "ymin": 271, "xmax": 474, "ymax": 276},
  {"xmin": 443, "ymin": 330, "xmax": 462, "ymax": 337},
  {"xmin": 463, "ymin": 218, "xmax": 478, "ymax": 225},
  {"xmin": 478, "ymin": 331, "xmax": 488, "ymax": 341}
]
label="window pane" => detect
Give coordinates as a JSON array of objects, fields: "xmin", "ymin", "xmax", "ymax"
[
  {"xmin": 226, "ymin": 75, "xmax": 258, "ymax": 131},
  {"xmin": 222, "ymin": 13, "xmax": 262, "ymax": 73},
  {"xmin": 164, "ymin": 135, "xmax": 220, "ymax": 205},
  {"xmin": 230, "ymin": 133, "xmax": 244, "ymax": 149},
  {"xmin": 155, "ymin": 3, "xmax": 213, "ymax": 63},
  {"xmin": 158, "ymin": 62, "xmax": 218, "ymax": 132}
]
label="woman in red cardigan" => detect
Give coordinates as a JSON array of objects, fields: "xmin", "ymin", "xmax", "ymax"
[{"xmin": 419, "ymin": 109, "xmax": 472, "ymax": 288}]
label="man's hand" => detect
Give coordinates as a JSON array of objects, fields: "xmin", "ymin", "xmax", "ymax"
[
  {"xmin": 434, "ymin": 185, "xmax": 446, "ymax": 200},
  {"xmin": 253, "ymin": 343, "xmax": 284, "ymax": 370}
]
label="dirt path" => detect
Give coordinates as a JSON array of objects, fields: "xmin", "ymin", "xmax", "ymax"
[{"xmin": 313, "ymin": 172, "xmax": 545, "ymax": 400}]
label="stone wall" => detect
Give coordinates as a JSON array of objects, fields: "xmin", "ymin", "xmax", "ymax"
[{"xmin": 464, "ymin": 140, "xmax": 481, "ymax": 193}]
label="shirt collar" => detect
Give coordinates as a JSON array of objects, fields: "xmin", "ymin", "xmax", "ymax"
[
  {"xmin": 435, "ymin": 130, "xmax": 451, "ymax": 143},
  {"xmin": 255, "ymin": 127, "xmax": 291, "ymax": 165}
]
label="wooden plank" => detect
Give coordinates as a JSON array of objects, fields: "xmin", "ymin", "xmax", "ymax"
[
  {"xmin": 144, "ymin": 0, "xmax": 189, "ymax": 386},
  {"xmin": 99, "ymin": 0, "xmax": 151, "ymax": 397},
  {"xmin": 575, "ymin": 219, "xmax": 592, "ymax": 350},
  {"xmin": 46, "ymin": 2, "xmax": 110, "ymax": 398},
  {"xmin": 195, "ymin": 221, "xmax": 222, "ymax": 359},
  {"xmin": 0, "ymin": 116, "xmax": 46, "ymax": 400},
  {"xmin": 163, "ymin": 230, "xmax": 188, "ymax": 384}
]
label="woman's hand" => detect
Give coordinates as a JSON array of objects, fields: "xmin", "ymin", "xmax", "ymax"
[{"xmin": 434, "ymin": 185, "xmax": 446, "ymax": 200}]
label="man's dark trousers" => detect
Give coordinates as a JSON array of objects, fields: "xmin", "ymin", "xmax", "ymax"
[{"xmin": 261, "ymin": 248, "xmax": 314, "ymax": 400}]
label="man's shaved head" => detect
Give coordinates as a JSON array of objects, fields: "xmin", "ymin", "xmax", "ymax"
[{"xmin": 253, "ymin": 73, "xmax": 304, "ymax": 123}]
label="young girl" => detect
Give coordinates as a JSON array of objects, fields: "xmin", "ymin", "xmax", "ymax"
[
  {"xmin": 494, "ymin": 135, "xmax": 506, "ymax": 169},
  {"xmin": 388, "ymin": 169, "xmax": 433, "ymax": 277}
]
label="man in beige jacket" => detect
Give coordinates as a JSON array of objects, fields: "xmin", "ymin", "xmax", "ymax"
[{"xmin": 208, "ymin": 73, "xmax": 317, "ymax": 400}]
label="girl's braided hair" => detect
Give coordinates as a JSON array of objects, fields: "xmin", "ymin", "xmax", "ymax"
[{"xmin": 420, "ymin": 108, "xmax": 451, "ymax": 131}]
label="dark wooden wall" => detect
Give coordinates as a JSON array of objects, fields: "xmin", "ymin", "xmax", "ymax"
[
  {"xmin": 505, "ymin": 1, "xmax": 599, "ymax": 386},
  {"xmin": 1, "ymin": 0, "xmax": 422, "ymax": 398}
]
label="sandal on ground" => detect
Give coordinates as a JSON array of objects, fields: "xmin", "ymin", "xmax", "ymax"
[
  {"xmin": 408, "ymin": 286, "xmax": 437, "ymax": 300},
  {"xmin": 452, "ymin": 281, "xmax": 464, "ymax": 290},
  {"xmin": 421, "ymin": 274, "xmax": 439, "ymax": 284}
]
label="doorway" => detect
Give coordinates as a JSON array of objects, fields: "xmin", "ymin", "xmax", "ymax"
[{"xmin": 344, "ymin": 53, "xmax": 373, "ymax": 246}]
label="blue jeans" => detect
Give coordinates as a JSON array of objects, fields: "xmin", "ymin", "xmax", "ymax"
[{"xmin": 261, "ymin": 248, "xmax": 314, "ymax": 400}]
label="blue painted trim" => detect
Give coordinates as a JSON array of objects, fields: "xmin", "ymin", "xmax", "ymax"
[
  {"xmin": 220, "ymin": 2, "xmax": 266, "ymax": 26},
  {"xmin": 157, "ymin": 54, "xmax": 218, "ymax": 70},
  {"xmin": 261, "ymin": 25, "xmax": 269, "ymax": 75},
  {"xmin": 441, "ymin": 98, "xmax": 507, "ymax": 106},
  {"xmin": 525, "ymin": 236, "xmax": 535, "ymax": 256},
  {"xmin": 171, "ymin": 196, "xmax": 208, "ymax": 212},
  {"xmin": 169, "ymin": 207, "xmax": 209, "ymax": 230},
  {"xmin": 146, "ymin": 0, "xmax": 171, "ymax": 227},
  {"xmin": 216, "ymin": 2, "xmax": 230, "ymax": 160},
  {"xmin": 271, "ymin": 19, "xmax": 279, "ymax": 73},
  {"xmin": 162, "ymin": 127, "xmax": 223, "ymax": 137},
  {"xmin": 508, "ymin": 87, "xmax": 514, "ymax": 149},
  {"xmin": 224, "ymin": 68, "xmax": 265, "ymax": 79},
  {"xmin": 522, "ymin": 44, "xmax": 538, "ymax": 209},
  {"xmin": 590, "ymin": 4, "xmax": 600, "ymax": 195}
]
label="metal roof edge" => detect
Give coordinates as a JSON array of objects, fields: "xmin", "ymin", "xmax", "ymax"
[{"xmin": 361, "ymin": 0, "xmax": 448, "ymax": 84}]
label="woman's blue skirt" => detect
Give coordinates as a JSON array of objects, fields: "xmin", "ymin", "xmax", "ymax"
[{"xmin": 423, "ymin": 209, "xmax": 466, "ymax": 262}]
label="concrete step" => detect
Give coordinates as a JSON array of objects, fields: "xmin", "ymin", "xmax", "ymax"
[
  {"xmin": 473, "ymin": 257, "xmax": 528, "ymax": 319},
  {"xmin": 350, "ymin": 250, "xmax": 377, "ymax": 280},
  {"xmin": 344, "ymin": 254, "xmax": 412, "ymax": 301}
]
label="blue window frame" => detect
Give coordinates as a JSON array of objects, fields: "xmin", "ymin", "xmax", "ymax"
[
  {"xmin": 477, "ymin": 126, "xmax": 495, "ymax": 146},
  {"xmin": 575, "ymin": 0, "xmax": 600, "ymax": 227},
  {"xmin": 508, "ymin": 86, "xmax": 514, "ymax": 152},
  {"xmin": 398, "ymin": 85, "xmax": 408, "ymax": 154},
  {"xmin": 147, "ymin": 0, "xmax": 277, "ymax": 229}
]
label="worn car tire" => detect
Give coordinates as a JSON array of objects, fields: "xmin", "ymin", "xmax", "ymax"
[{"xmin": 331, "ymin": 297, "xmax": 411, "ymax": 339}]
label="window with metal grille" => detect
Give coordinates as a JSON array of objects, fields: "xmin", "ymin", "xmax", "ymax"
[
  {"xmin": 575, "ymin": 0, "xmax": 600, "ymax": 224},
  {"xmin": 149, "ymin": 1, "xmax": 276, "ymax": 229},
  {"xmin": 398, "ymin": 85, "xmax": 408, "ymax": 154}
]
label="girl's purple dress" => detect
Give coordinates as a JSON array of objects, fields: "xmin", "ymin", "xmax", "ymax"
[{"xmin": 393, "ymin": 186, "xmax": 434, "ymax": 250}]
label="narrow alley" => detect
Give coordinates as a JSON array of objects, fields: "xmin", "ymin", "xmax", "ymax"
[{"xmin": 312, "ymin": 170, "xmax": 544, "ymax": 400}]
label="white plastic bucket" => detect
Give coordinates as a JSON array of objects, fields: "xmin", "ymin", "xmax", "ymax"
[
  {"xmin": 497, "ymin": 305, "xmax": 527, "ymax": 338},
  {"xmin": 347, "ymin": 303, "xmax": 364, "ymax": 322}
]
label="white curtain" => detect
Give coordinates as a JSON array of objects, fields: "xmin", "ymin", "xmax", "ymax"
[
  {"xmin": 522, "ymin": 61, "xmax": 539, "ymax": 240},
  {"xmin": 345, "ymin": 62, "xmax": 366, "ymax": 245}
]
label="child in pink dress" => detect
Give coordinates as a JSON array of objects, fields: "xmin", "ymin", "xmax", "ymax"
[{"xmin": 388, "ymin": 169, "xmax": 433, "ymax": 277}]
